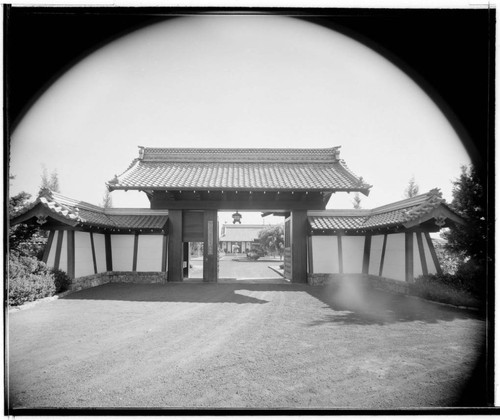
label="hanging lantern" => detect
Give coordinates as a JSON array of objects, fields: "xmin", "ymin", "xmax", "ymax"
[{"xmin": 232, "ymin": 211, "xmax": 242, "ymax": 224}]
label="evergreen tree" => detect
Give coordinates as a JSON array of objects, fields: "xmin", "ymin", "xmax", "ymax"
[
  {"xmin": 404, "ymin": 176, "xmax": 420, "ymax": 198},
  {"xmin": 352, "ymin": 192, "xmax": 362, "ymax": 209},
  {"xmin": 441, "ymin": 165, "xmax": 487, "ymax": 265},
  {"xmin": 102, "ymin": 188, "xmax": 113, "ymax": 208},
  {"xmin": 40, "ymin": 167, "xmax": 60, "ymax": 193}
]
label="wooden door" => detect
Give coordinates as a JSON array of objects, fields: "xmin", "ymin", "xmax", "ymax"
[{"xmin": 284, "ymin": 216, "xmax": 292, "ymax": 280}]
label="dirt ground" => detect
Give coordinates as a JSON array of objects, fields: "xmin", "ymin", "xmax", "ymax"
[{"xmin": 8, "ymin": 280, "xmax": 486, "ymax": 410}]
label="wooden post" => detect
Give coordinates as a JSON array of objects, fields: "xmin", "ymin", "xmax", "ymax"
[
  {"xmin": 90, "ymin": 232, "xmax": 98, "ymax": 274},
  {"xmin": 337, "ymin": 234, "xmax": 343, "ymax": 274},
  {"xmin": 105, "ymin": 233, "xmax": 113, "ymax": 272},
  {"xmin": 42, "ymin": 230, "xmax": 55, "ymax": 264},
  {"xmin": 168, "ymin": 210, "xmax": 183, "ymax": 282},
  {"xmin": 405, "ymin": 232, "xmax": 414, "ymax": 282},
  {"xmin": 67, "ymin": 230, "xmax": 75, "ymax": 279},
  {"xmin": 161, "ymin": 234, "xmax": 168, "ymax": 273},
  {"xmin": 307, "ymin": 235, "xmax": 314, "ymax": 275},
  {"xmin": 291, "ymin": 210, "xmax": 307, "ymax": 283},
  {"xmin": 203, "ymin": 210, "xmax": 218, "ymax": 282},
  {"xmin": 379, "ymin": 234, "xmax": 388, "ymax": 277},
  {"xmin": 54, "ymin": 230, "xmax": 64, "ymax": 271},
  {"xmin": 362, "ymin": 234, "xmax": 371, "ymax": 275},
  {"xmin": 132, "ymin": 233, "xmax": 139, "ymax": 272},
  {"xmin": 416, "ymin": 231, "xmax": 428, "ymax": 276}
]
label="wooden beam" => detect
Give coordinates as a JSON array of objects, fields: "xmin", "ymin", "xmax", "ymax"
[
  {"xmin": 67, "ymin": 230, "xmax": 75, "ymax": 279},
  {"xmin": 424, "ymin": 231, "xmax": 443, "ymax": 275},
  {"xmin": 405, "ymin": 232, "xmax": 414, "ymax": 282},
  {"xmin": 362, "ymin": 234, "xmax": 371, "ymax": 274},
  {"xmin": 161, "ymin": 234, "xmax": 168, "ymax": 273},
  {"xmin": 132, "ymin": 233, "xmax": 139, "ymax": 272},
  {"xmin": 105, "ymin": 233, "xmax": 113, "ymax": 272},
  {"xmin": 416, "ymin": 231, "xmax": 428, "ymax": 276},
  {"xmin": 150, "ymin": 198, "xmax": 327, "ymax": 211},
  {"xmin": 379, "ymin": 234, "xmax": 388, "ymax": 277},
  {"xmin": 54, "ymin": 230, "xmax": 64, "ymax": 271},
  {"xmin": 307, "ymin": 235, "xmax": 314, "ymax": 275},
  {"xmin": 90, "ymin": 232, "xmax": 98, "ymax": 274},
  {"xmin": 337, "ymin": 234, "xmax": 344, "ymax": 274},
  {"xmin": 168, "ymin": 210, "xmax": 183, "ymax": 282},
  {"xmin": 42, "ymin": 230, "xmax": 55, "ymax": 264}
]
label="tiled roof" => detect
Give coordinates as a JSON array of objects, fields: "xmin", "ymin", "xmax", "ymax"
[
  {"xmin": 11, "ymin": 190, "xmax": 169, "ymax": 232},
  {"xmin": 308, "ymin": 189, "xmax": 456, "ymax": 232},
  {"xmin": 107, "ymin": 147, "xmax": 371, "ymax": 194}
]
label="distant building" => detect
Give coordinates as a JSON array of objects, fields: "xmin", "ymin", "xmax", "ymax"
[{"xmin": 219, "ymin": 224, "xmax": 278, "ymax": 254}]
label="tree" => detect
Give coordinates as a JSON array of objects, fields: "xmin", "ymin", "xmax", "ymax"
[
  {"xmin": 102, "ymin": 188, "xmax": 113, "ymax": 208},
  {"xmin": 40, "ymin": 167, "xmax": 60, "ymax": 193},
  {"xmin": 258, "ymin": 225, "xmax": 284, "ymax": 259},
  {"xmin": 441, "ymin": 165, "xmax": 487, "ymax": 265},
  {"xmin": 9, "ymin": 191, "xmax": 46, "ymax": 257},
  {"xmin": 352, "ymin": 192, "xmax": 362, "ymax": 209},
  {"xmin": 404, "ymin": 176, "xmax": 420, "ymax": 198}
]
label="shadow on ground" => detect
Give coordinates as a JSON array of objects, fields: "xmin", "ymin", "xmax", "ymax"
[{"xmin": 62, "ymin": 281, "xmax": 482, "ymax": 325}]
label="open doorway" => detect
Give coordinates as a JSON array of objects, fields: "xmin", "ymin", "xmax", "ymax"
[
  {"xmin": 183, "ymin": 242, "xmax": 204, "ymax": 279},
  {"xmin": 218, "ymin": 211, "xmax": 288, "ymax": 282}
]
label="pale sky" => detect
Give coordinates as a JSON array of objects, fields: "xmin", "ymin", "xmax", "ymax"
[{"xmin": 9, "ymin": 15, "xmax": 471, "ymax": 225}]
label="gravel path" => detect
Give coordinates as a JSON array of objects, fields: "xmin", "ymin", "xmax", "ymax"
[{"xmin": 8, "ymin": 281, "xmax": 485, "ymax": 410}]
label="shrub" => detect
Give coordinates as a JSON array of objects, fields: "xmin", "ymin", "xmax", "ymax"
[
  {"xmin": 9, "ymin": 251, "xmax": 49, "ymax": 277},
  {"xmin": 50, "ymin": 268, "xmax": 72, "ymax": 293},
  {"xmin": 411, "ymin": 271, "xmax": 482, "ymax": 308},
  {"xmin": 9, "ymin": 274, "xmax": 56, "ymax": 307}
]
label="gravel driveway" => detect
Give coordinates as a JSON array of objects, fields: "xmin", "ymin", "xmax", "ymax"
[{"xmin": 8, "ymin": 280, "xmax": 486, "ymax": 410}]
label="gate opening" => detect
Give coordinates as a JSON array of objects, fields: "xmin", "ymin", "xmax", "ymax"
[
  {"xmin": 183, "ymin": 242, "xmax": 204, "ymax": 279},
  {"xmin": 218, "ymin": 211, "xmax": 288, "ymax": 282}
]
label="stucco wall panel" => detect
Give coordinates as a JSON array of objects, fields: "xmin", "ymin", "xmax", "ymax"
[
  {"xmin": 424, "ymin": 236, "xmax": 438, "ymax": 274},
  {"xmin": 342, "ymin": 236, "xmax": 364, "ymax": 273},
  {"xmin": 93, "ymin": 233, "xmax": 107, "ymax": 273},
  {"xmin": 111, "ymin": 235, "xmax": 134, "ymax": 271},
  {"xmin": 137, "ymin": 235, "xmax": 163, "ymax": 272},
  {"xmin": 312, "ymin": 236, "xmax": 339, "ymax": 273},
  {"xmin": 74, "ymin": 231, "xmax": 95, "ymax": 278},
  {"xmin": 381, "ymin": 233, "xmax": 405, "ymax": 282},
  {"xmin": 368, "ymin": 235, "xmax": 385, "ymax": 276},
  {"xmin": 46, "ymin": 231, "xmax": 58, "ymax": 269}
]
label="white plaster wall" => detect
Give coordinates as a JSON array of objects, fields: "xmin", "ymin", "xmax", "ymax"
[
  {"xmin": 58, "ymin": 230, "xmax": 68, "ymax": 273},
  {"xmin": 46, "ymin": 231, "xmax": 58, "ymax": 269},
  {"xmin": 369, "ymin": 235, "xmax": 385, "ymax": 276},
  {"xmin": 93, "ymin": 233, "xmax": 107, "ymax": 273},
  {"xmin": 381, "ymin": 233, "xmax": 405, "ymax": 281},
  {"xmin": 312, "ymin": 236, "xmax": 339, "ymax": 273},
  {"xmin": 136, "ymin": 235, "xmax": 163, "ymax": 272},
  {"xmin": 342, "ymin": 236, "xmax": 365, "ymax": 273},
  {"xmin": 74, "ymin": 231, "xmax": 95, "ymax": 278},
  {"xmin": 423, "ymin": 235, "xmax": 438, "ymax": 274},
  {"xmin": 111, "ymin": 235, "xmax": 135, "ymax": 271},
  {"xmin": 413, "ymin": 234, "xmax": 424, "ymax": 278}
]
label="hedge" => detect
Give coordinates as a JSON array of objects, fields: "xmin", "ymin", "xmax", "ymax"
[{"xmin": 8, "ymin": 251, "xmax": 72, "ymax": 306}]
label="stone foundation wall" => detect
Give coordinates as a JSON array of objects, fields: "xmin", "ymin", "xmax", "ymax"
[
  {"xmin": 70, "ymin": 272, "xmax": 169, "ymax": 292},
  {"xmin": 307, "ymin": 273, "xmax": 369, "ymax": 286},
  {"xmin": 366, "ymin": 275, "xmax": 410, "ymax": 295},
  {"xmin": 307, "ymin": 273, "xmax": 410, "ymax": 295}
]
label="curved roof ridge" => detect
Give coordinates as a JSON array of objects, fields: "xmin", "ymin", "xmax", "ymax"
[{"xmin": 138, "ymin": 146, "xmax": 342, "ymax": 163}]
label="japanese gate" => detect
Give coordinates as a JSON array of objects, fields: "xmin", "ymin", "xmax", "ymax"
[{"xmin": 107, "ymin": 146, "xmax": 371, "ymax": 283}]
